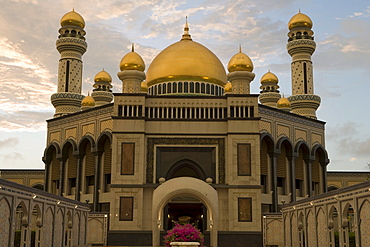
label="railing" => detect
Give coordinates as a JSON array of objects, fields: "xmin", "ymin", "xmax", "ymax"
[{"xmin": 117, "ymin": 105, "xmax": 255, "ymax": 119}]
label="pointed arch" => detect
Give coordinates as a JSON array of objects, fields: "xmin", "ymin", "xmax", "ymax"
[
  {"xmin": 260, "ymin": 133, "xmax": 275, "ymax": 195},
  {"xmin": 43, "ymin": 207, "xmax": 54, "ymax": 246},
  {"xmin": 0, "ymin": 197, "xmax": 11, "ymax": 247},
  {"xmin": 311, "ymin": 144, "xmax": 328, "ymax": 194},
  {"xmin": 294, "ymin": 141, "xmax": 310, "ymax": 197},
  {"xmin": 79, "ymin": 135, "xmax": 96, "ymax": 194},
  {"xmin": 306, "ymin": 210, "xmax": 315, "ymax": 246},
  {"xmin": 316, "ymin": 207, "xmax": 326, "ymax": 246},
  {"xmin": 97, "ymin": 131, "xmax": 112, "ymax": 193},
  {"xmin": 166, "ymin": 159, "xmax": 206, "ymax": 180},
  {"xmin": 78, "ymin": 135, "xmax": 96, "ymax": 154},
  {"xmin": 359, "ymin": 199, "xmax": 370, "ymax": 246}
]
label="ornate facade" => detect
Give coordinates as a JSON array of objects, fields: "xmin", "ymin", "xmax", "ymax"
[{"xmin": 43, "ymin": 10, "xmax": 329, "ymax": 246}]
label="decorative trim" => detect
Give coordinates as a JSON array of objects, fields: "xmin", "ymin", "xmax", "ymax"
[
  {"xmin": 146, "ymin": 138, "xmax": 225, "ymax": 183},
  {"xmin": 47, "ymin": 106, "xmax": 114, "ymax": 127},
  {"xmin": 258, "ymin": 105, "xmax": 325, "ymax": 129}
]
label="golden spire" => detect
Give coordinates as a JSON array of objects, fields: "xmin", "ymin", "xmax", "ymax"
[
  {"xmin": 239, "ymin": 44, "xmax": 242, "ymax": 53},
  {"xmin": 132, "ymin": 43, "xmax": 134, "ymax": 52},
  {"xmin": 181, "ymin": 16, "xmax": 192, "ymax": 41}
]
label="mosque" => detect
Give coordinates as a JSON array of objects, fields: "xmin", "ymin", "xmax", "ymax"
[{"xmin": 43, "ymin": 9, "xmax": 329, "ymax": 247}]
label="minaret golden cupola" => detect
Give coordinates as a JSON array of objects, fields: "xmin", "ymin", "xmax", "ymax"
[
  {"xmin": 118, "ymin": 44, "xmax": 146, "ymax": 93},
  {"xmin": 81, "ymin": 93, "xmax": 95, "ymax": 111},
  {"xmin": 258, "ymin": 70, "xmax": 281, "ymax": 107},
  {"xmin": 277, "ymin": 96, "xmax": 291, "ymax": 112},
  {"xmin": 226, "ymin": 45, "xmax": 255, "ymax": 94},
  {"xmin": 91, "ymin": 69, "xmax": 114, "ymax": 106},
  {"xmin": 51, "ymin": 9, "xmax": 87, "ymax": 117},
  {"xmin": 287, "ymin": 11, "xmax": 320, "ymax": 119}
]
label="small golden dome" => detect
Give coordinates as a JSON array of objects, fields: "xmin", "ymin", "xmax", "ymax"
[
  {"xmin": 119, "ymin": 51, "xmax": 145, "ymax": 72},
  {"xmin": 227, "ymin": 48, "xmax": 253, "ymax": 72},
  {"xmin": 81, "ymin": 95, "xmax": 95, "ymax": 107},
  {"xmin": 224, "ymin": 82, "xmax": 232, "ymax": 93},
  {"xmin": 94, "ymin": 70, "xmax": 112, "ymax": 83},
  {"xmin": 277, "ymin": 97, "xmax": 291, "ymax": 108},
  {"xmin": 261, "ymin": 71, "xmax": 279, "ymax": 84},
  {"xmin": 60, "ymin": 10, "xmax": 85, "ymax": 28},
  {"xmin": 141, "ymin": 81, "xmax": 148, "ymax": 92},
  {"xmin": 288, "ymin": 12, "xmax": 313, "ymax": 30}
]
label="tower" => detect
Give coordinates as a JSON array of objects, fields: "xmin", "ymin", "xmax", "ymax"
[
  {"xmin": 118, "ymin": 45, "xmax": 146, "ymax": 93},
  {"xmin": 51, "ymin": 10, "xmax": 87, "ymax": 117},
  {"xmin": 227, "ymin": 46, "xmax": 255, "ymax": 94},
  {"xmin": 91, "ymin": 70, "xmax": 113, "ymax": 106},
  {"xmin": 287, "ymin": 11, "xmax": 320, "ymax": 119},
  {"xmin": 259, "ymin": 70, "xmax": 281, "ymax": 107}
]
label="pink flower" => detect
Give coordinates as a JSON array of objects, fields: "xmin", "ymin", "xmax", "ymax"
[{"xmin": 164, "ymin": 223, "xmax": 204, "ymax": 247}]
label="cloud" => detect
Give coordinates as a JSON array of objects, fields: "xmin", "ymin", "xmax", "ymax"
[
  {"xmin": 1, "ymin": 152, "xmax": 24, "ymax": 161},
  {"xmin": 0, "ymin": 138, "xmax": 19, "ymax": 148}
]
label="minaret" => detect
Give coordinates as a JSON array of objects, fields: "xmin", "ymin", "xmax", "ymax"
[
  {"xmin": 51, "ymin": 10, "xmax": 87, "ymax": 117},
  {"xmin": 259, "ymin": 70, "xmax": 281, "ymax": 108},
  {"xmin": 91, "ymin": 69, "xmax": 114, "ymax": 106},
  {"xmin": 118, "ymin": 44, "xmax": 146, "ymax": 93},
  {"xmin": 227, "ymin": 45, "xmax": 255, "ymax": 94},
  {"xmin": 287, "ymin": 11, "xmax": 320, "ymax": 119}
]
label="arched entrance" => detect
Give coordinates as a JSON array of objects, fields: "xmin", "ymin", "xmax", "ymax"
[{"xmin": 152, "ymin": 177, "xmax": 218, "ymax": 247}]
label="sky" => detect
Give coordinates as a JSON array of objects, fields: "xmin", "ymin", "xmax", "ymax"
[{"xmin": 0, "ymin": 0, "xmax": 369, "ymax": 171}]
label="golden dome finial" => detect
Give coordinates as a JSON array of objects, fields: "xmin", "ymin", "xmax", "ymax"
[
  {"xmin": 94, "ymin": 70, "xmax": 112, "ymax": 83},
  {"xmin": 132, "ymin": 43, "xmax": 134, "ymax": 52},
  {"xmin": 288, "ymin": 11, "xmax": 313, "ymax": 30},
  {"xmin": 261, "ymin": 70, "xmax": 278, "ymax": 84},
  {"xmin": 60, "ymin": 9, "xmax": 85, "ymax": 28},
  {"xmin": 299, "ymin": 9, "xmax": 301, "ymax": 13},
  {"xmin": 227, "ymin": 46, "xmax": 254, "ymax": 72},
  {"xmin": 181, "ymin": 16, "xmax": 192, "ymax": 41}
]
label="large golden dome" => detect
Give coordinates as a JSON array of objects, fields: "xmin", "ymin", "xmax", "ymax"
[
  {"xmin": 227, "ymin": 48, "xmax": 253, "ymax": 72},
  {"xmin": 60, "ymin": 10, "xmax": 85, "ymax": 28},
  {"xmin": 146, "ymin": 24, "xmax": 227, "ymax": 87},
  {"xmin": 288, "ymin": 12, "xmax": 313, "ymax": 30}
]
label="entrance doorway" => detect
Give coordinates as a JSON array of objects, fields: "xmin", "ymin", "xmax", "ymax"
[{"xmin": 164, "ymin": 199, "xmax": 206, "ymax": 232}]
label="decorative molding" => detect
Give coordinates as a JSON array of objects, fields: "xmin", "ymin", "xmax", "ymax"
[
  {"xmin": 258, "ymin": 106, "xmax": 324, "ymax": 129},
  {"xmin": 48, "ymin": 106, "xmax": 114, "ymax": 127},
  {"xmin": 287, "ymin": 39, "xmax": 316, "ymax": 49}
]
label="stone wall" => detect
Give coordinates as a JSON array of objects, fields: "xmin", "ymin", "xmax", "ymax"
[
  {"xmin": 282, "ymin": 180, "xmax": 370, "ymax": 247},
  {"xmin": 0, "ymin": 178, "xmax": 90, "ymax": 247}
]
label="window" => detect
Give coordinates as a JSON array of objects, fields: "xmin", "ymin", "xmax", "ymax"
[
  {"xmin": 237, "ymin": 144, "xmax": 251, "ymax": 176},
  {"xmin": 119, "ymin": 197, "xmax": 133, "ymax": 221},
  {"xmin": 121, "ymin": 143, "xmax": 135, "ymax": 175},
  {"xmin": 238, "ymin": 198, "xmax": 252, "ymax": 222}
]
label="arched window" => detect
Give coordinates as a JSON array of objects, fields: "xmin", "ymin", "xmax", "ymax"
[
  {"xmin": 184, "ymin": 82, "xmax": 189, "ymax": 93},
  {"xmin": 190, "ymin": 82, "xmax": 194, "ymax": 93},
  {"xmin": 201, "ymin": 83, "xmax": 205, "ymax": 93},
  {"xmin": 195, "ymin": 82, "xmax": 200, "ymax": 93}
]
